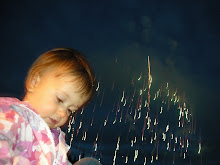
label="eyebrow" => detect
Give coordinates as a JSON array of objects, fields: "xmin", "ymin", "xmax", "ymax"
[{"xmin": 60, "ymin": 90, "xmax": 69, "ymax": 98}]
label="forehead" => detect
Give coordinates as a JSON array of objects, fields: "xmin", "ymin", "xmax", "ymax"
[
  {"xmin": 42, "ymin": 70, "xmax": 88, "ymax": 96},
  {"xmin": 42, "ymin": 71, "xmax": 78, "ymax": 87}
]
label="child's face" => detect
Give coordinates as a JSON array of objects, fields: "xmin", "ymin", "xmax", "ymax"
[{"xmin": 25, "ymin": 71, "xmax": 88, "ymax": 129}]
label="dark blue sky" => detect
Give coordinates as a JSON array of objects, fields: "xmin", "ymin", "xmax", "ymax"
[{"xmin": 0, "ymin": 0, "xmax": 219, "ymax": 164}]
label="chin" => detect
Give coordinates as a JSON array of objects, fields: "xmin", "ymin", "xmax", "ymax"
[
  {"xmin": 50, "ymin": 125, "xmax": 58, "ymax": 129},
  {"xmin": 47, "ymin": 123, "xmax": 56, "ymax": 129}
]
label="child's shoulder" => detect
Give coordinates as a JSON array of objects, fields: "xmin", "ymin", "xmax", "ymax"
[
  {"xmin": 0, "ymin": 97, "xmax": 25, "ymax": 122},
  {"xmin": 0, "ymin": 97, "xmax": 41, "ymax": 135},
  {"xmin": 0, "ymin": 97, "xmax": 47, "ymax": 131},
  {"xmin": 0, "ymin": 97, "xmax": 24, "ymax": 113},
  {"xmin": 0, "ymin": 97, "xmax": 20, "ymax": 105}
]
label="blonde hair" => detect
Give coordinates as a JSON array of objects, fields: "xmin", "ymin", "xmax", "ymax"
[{"xmin": 25, "ymin": 48, "xmax": 95, "ymax": 101}]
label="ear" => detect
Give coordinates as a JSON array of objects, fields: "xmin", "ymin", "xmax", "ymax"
[{"xmin": 27, "ymin": 74, "xmax": 41, "ymax": 92}]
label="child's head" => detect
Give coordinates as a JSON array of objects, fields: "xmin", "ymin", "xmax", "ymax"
[{"xmin": 23, "ymin": 48, "xmax": 95, "ymax": 128}]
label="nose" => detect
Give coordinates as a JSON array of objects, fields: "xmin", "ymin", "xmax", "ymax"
[{"xmin": 57, "ymin": 108, "xmax": 67, "ymax": 118}]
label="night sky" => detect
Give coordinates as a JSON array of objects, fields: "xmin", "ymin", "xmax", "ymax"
[{"xmin": 0, "ymin": 0, "xmax": 219, "ymax": 164}]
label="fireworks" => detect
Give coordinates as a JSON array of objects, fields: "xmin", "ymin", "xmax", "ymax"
[{"xmin": 65, "ymin": 57, "xmax": 202, "ymax": 164}]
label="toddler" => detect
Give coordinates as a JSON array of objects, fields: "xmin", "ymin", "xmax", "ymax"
[{"xmin": 0, "ymin": 48, "xmax": 101, "ymax": 165}]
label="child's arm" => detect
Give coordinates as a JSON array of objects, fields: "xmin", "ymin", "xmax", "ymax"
[
  {"xmin": 0, "ymin": 136, "xmax": 31, "ymax": 164},
  {"xmin": 0, "ymin": 108, "xmax": 31, "ymax": 165}
]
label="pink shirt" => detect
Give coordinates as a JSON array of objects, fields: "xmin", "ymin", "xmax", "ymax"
[{"xmin": 0, "ymin": 97, "xmax": 70, "ymax": 165}]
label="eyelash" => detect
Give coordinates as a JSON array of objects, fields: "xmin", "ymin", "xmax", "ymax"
[
  {"xmin": 57, "ymin": 97, "xmax": 76, "ymax": 114},
  {"xmin": 57, "ymin": 97, "xmax": 63, "ymax": 103},
  {"xmin": 68, "ymin": 109, "xmax": 74, "ymax": 114}
]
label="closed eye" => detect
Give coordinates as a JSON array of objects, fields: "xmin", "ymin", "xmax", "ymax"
[
  {"xmin": 57, "ymin": 97, "xmax": 63, "ymax": 103},
  {"xmin": 68, "ymin": 109, "xmax": 75, "ymax": 114}
]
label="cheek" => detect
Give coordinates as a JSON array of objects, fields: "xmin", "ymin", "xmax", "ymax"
[
  {"xmin": 63, "ymin": 116, "xmax": 69, "ymax": 122},
  {"xmin": 40, "ymin": 101, "xmax": 58, "ymax": 117}
]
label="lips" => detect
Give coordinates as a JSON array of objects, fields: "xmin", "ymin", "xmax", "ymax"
[{"xmin": 49, "ymin": 118, "xmax": 58, "ymax": 125}]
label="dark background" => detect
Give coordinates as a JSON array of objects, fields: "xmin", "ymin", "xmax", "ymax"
[{"xmin": 0, "ymin": 0, "xmax": 219, "ymax": 164}]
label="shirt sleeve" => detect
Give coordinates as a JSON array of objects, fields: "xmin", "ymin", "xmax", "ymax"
[{"xmin": 0, "ymin": 106, "xmax": 31, "ymax": 165}]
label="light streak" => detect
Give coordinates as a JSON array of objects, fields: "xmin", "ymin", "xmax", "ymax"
[
  {"xmin": 171, "ymin": 134, "xmax": 174, "ymax": 139},
  {"xmin": 138, "ymin": 72, "xmax": 142, "ymax": 81},
  {"xmin": 125, "ymin": 156, "xmax": 128, "ymax": 163},
  {"xmin": 80, "ymin": 107, "xmax": 84, "ymax": 114},
  {"xmin": 138, "ymin": 111, "xmax": 141, "ymax": 119},
  {"xmin": 144, "ymin": 157, "xmax": 147, "ymax": 165},
  {"xmin": 154, "ymin": 118, "xmax": 157, "ymax": 125},
  {"xmin": 134, "ymin": 149, "xmax": 138, "ymax": 162},
  {"xmin": 165, "ymin": 124, "xmax": 169, "ymax": 132},
  {"xmin": 71, "ymin": 116, "xmax": 75, "ymax": 124},
  {"xmin": 153, "ymin": 93, "xmax": 157, "ymax": 100},
  {"xmin": 167, "ymin": 142, "xmax": 170, "ymax": 150},
  {"xmin": 82, "ymin": 131, "xmax": 87, "ymax": 141},
  {"xmin": 147, "ymin": 117, "xmax": 151, "ymax": 129},
  {"xmin": 162, "ymin": 133, "xmax": 166, "ymax": 141},
  {"xmin": 198, "ymin": 142, "xmax": 201, "ymax": 154},
  {"xmin": 116, "ymin": 136, "xmax": 120, "ymax": 150},
  {"xmin": 113, "ymin": 150, "xmax": 117, "ymax": 165},
  {"xmin": 104, "ymin": 120, "xmax": 107, "ymax": 126},
  {"xmin": 79, "ymin": 121, "xmax": 82, "ymax": 130},
  {"xmin": 144, "ymin": 100, "xmax": 147, "ymax": 107},
  {"xmin": 66, "ymin": 56, "xmax": 201, "ymax": 165},
  {"xmin": 151, "ymin": 155, "xmax": 154, "ymax": 163},
  {"xmin": 140, "ymin": 89, "xmax": 143, "ymax": 95},
  {"xmin": 121, "ymin": 90, "xmax": 125, "ymax": 102},
  {"xmin": 90, "ymin": 117, "xmax": 94, "ymax": 126},
  {"xmin": 113, "ymin": 136, "xmax": 121, "ymax": 165},
  {"xmin": 100, "ymin": 91, "xmax": 105, "ymax": 107},
  {"xmin": 70, "ymin": 133, "xmax": 74, "ymax": 147},
  {"xmin": 94, "ymin": 143, "xmax": 97, "ymax": 151},
  {"xmin": 68, "ymin": 115, "xmax": 73, "ymax": 133},
  {"xmin": 175, "ymin": 137, "xmax": 178, "ymax": 143},
  {"xmin": 123, "ymin": 98, "xmax": 127, "ymax": 107},
  {"xmin": 96, "ymin": 134, "xmax": 99, "ymax": 141},
  {"xmin": 113, "ymin": 118, "xmax": 116, "ymax": 124},
  {"xmin": 103, "ymin": 112, "xmax": 109, "ymax": 126},
  {"xmin": 160, "ymin": 106, "xmax": 163, "ymax": 114},
  {"xmin": 96, "ymin": 81, "xmax": 100, "ymax": 91},
  {"xmin": 154, "ymin": 132, "xmax": 157, "ymax": 141}
]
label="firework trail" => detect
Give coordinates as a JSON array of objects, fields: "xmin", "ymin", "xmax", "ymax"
[{"xmin": 66, "ymin": 56, "xmax": 202, "ymax": 165}]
